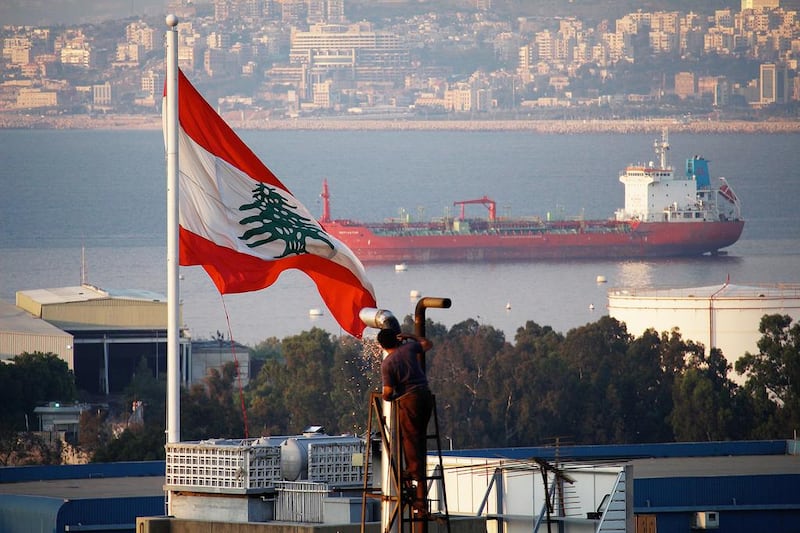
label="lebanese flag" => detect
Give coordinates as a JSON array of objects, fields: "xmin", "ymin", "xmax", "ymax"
[
  {"xmin": 718, "ymin": 182, "xmax": 738, "ymax": 205},
  {"xmin": 167, "ymin": 70, "xmax": 376, "ymax": 338}
]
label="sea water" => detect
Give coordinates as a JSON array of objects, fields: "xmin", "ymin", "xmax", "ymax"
[{"xmin": 1, "ymin": 129, "xmax": 798, "ymax": 345}]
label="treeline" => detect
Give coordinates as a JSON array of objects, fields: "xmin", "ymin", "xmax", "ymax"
[
  {"xmin": 3, "ymin": 313, "xmax": 799, "ymax": 463},
  {"xmin": 241, "ymin": 314, "xmax": 800, "ymax": 448},
  {"xmin": 0, "ymin": 352, "xmax": 77, "ymax": 465}
]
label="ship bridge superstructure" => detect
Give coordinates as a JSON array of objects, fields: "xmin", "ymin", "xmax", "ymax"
[{"xmin": 615, "ymin": 129, "xmax": 739, "ymax": 224}]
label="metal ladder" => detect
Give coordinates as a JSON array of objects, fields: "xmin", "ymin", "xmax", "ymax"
[{"xmin": 361, "ymin": 391, "xmax": 451, "ymax": 533}]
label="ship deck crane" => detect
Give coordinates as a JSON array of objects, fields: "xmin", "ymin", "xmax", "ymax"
[{"xmin": 454, "ymin": 196, "xmax": 496, "ymax": 221}]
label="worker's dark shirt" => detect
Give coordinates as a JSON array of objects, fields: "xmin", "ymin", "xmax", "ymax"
[{"xmin": 381, "ymin": 341, "xmax": 428, "ymax": 397}]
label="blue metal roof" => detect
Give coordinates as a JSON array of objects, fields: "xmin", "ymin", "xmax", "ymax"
[
  {"xmin": 0, "ymin": 461, "xmax": 164, "ymax": 484},
  {"xmin": 441, "ymin": 440, "xmax": 789, "ymax": 462}
]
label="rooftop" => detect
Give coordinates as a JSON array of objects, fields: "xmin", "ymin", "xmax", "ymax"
[
  {"xmin": 609, "ymin": 282, "xmax": 800, "ymax": 300},
  {"xmin": 16, "ymin": 284, "xmax": 166, "ymax": 305}
]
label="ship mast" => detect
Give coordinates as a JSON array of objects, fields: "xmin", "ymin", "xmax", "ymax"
[
  {"xmin": 654, "ymin": 128, "xmax": 670, "ymax": 169},
  {"xmin": 320, "ymin": 179, "xmax": 330, "ymax": 223}
]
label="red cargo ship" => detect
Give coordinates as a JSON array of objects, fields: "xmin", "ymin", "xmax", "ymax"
[{"xmin": 319, "ymin": 131, "xmax": 744, "ymax": 263}]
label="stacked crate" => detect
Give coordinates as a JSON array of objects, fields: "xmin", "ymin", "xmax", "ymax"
[
  {"xmin": 165, "ymin": 438, "xmax": 282, "ymax": 493},
  {"xmin": 307, "ymin": 439, "xmax": 366, "ymax": 486}
]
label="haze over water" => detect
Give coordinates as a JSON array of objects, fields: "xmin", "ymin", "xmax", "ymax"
[{"xmin": 1, "ymin": 129, "xmax": 798, "ymax": 346}]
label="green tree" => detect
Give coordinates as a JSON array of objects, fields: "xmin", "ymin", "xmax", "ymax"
[
  {"xmin": 485, "ymin": 321, "xmax": 566, "ymax": 447},
  {"xmin": 670, "ymin": 348, "xmax": 737, "ymax": 442},
  {"xmin": 92, "ymin": 358, "xmax": 167, "ymax": 462},
  {"xmin": 427, "ymin": 319, "xmax": 506, "ymax": 449},
  {"xmin": 0, "ymin": 361, "xmax": 24, "ymax": 429},
  {"xmin": 11, "ymin": 352, "xmax": 77, "ymax": 424},
  {"xmin": 182, "ymin": 362, "xmax": 246, "ymax": 440},
  {"xmin": 92, "ymin": 424, "xmax": 166, "ymax": 462},
  {"xmin": 251, "ymin": 336, "xmax": 283, "ymax": 379},
  {"xmin": 280, "ymin": 328, "xmax": 338, "ymax": 433},
  {"xmin": 735, "ymin": 314, "xmax": 800, "ymax": 437},
  {"xmin": 620, "ymin": 329, "xmax": 706, "ymax": 443},
  {"xmin": 246, "ymin": 356, "xmax": 291, "ymax": 435},
  {"xmin": 558, "ymin": 317, "xmax": 633, "ymax": 444}
]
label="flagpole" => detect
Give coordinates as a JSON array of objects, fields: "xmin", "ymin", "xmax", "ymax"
[{"xmin": 165, "ymin": 14, "xmax": 180, "ymax": 448}]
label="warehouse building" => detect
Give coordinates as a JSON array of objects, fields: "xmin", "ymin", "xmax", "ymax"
[{"xmin": 0, "ymin": 284, "xmax": 250, "ymax": 395}]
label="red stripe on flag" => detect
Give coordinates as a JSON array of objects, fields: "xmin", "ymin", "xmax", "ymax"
[
  {"xmin": 181, "ymin": 229, "xmax": 376, "ymax": 338},
  {"xmin": 177, "ymin": 70, "xmax": 285, "ymax": 191}
]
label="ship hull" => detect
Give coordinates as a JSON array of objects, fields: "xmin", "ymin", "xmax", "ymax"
[{"xmin": 323, "ymin": 220, "xmax": 745, "ymax": 264}]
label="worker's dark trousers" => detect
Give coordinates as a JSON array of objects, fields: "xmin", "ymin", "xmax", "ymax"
[{"xmin": 396, "ymin": 387, "xmax": 434, "ymax": 508}]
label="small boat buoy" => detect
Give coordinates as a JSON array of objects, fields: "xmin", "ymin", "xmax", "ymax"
[
  {"xmin": 596, "ymin": 275, "xmax": 607, "ymax": 283},
  {"xmin": 395, "ymin": 263, "xmax": 407, "ymax": 272},
  {"xmin": 309, "ymin": 308, "xmax": 323, "ymax": 317},
  {"xmin": 505, "ymin": 302, "xmax": 511, "ymax": 310},
  {"xmin": 589, "ymin": 303, "xmax": 595, "ymax": 311},
  {"xmin": 410, "ymin": 289, "xmax": 421, "ymax": 299}
]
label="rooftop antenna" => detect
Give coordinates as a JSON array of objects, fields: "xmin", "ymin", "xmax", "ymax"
[{"xmin": 81, "ymin": 244, "xmax": 88, "ymax": 285}]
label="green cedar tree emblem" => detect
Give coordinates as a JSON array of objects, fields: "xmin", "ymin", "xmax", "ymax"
[{"xmin": 238, "ymin": 182, "xmax": 334, "ymax": 258}]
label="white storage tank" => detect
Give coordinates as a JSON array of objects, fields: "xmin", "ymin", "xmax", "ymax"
[
  {"xmin": 608, "ymin": 283, "xmax": 800, "ymax": 364},
  {"xmin": 280, "ymin": 433, "xmax": 366, "ymax": 485}
]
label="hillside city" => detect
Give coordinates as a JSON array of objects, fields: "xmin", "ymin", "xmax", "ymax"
[{"xmin": 2, "ymin": 0, "xmax": 800, "ymax": 124}]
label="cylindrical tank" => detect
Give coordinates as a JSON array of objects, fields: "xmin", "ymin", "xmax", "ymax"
[
  {"xmin": 280, "ymin": 434, "xmax": 365, "ymax": 481},
  {"xmin": 280, "ymin": 437, "xmax": 310, "ymax": 481},
  {"xmin": 608, "ymin": 282, "xmax": 800, "ymax": 372}
]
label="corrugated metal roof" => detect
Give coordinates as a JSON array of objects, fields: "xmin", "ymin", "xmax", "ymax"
[
  {"xmin": 443, "ymin": 439, "xmax": 791, "ymax": 462},
  {"xmin": 0, "ymin": 300, "xmax": 74, "ymax": 361},
  {"xmin": 17, "ymin": 285, "xmax": 166, "ymax": 306},
  {"xmin": 0, "ymin": 475, "xmax": 165, "ymax": 498},
  {"xmin": 632, "ymin": 455, "xmax": 800, "ymax": 479},
  {"xmin": 14, "ymin": 284, "xmax": 170, "ymax": 330},
  {"xmin": 0, "ymin": 300, "xmax": 70, "ymax": 336}
]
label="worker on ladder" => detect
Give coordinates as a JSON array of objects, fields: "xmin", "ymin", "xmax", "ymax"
[{"xmin": 378, "ymin": 328, "xmax": 434, "ymax": 519}]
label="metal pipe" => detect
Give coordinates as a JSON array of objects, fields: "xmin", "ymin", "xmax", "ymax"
[
  {"xmin": 414, "ymin": 297, "xmax": 451, "ymax": 373},
  {"xmin": 358, "ymin": 307, "xmax": 400, "ymax": 334},
  {"xmin": 414, "ymin": 297, "xmax": 452, "ymax": 338}
]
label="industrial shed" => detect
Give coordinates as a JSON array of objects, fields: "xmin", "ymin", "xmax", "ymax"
[
  {"xmin": 1, "ymin": 284, "xmax": 250, "ymax": 396},
  {"xmin": 12, "ymin": 284, "xmax": 191, "ymax": 395}
]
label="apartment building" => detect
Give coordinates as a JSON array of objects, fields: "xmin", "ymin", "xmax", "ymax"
[{"xmin": 288, "ymin": 22, "xmax": 409, "ymax": 85}]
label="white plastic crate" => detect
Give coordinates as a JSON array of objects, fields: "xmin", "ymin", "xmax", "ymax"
[{"xmin": 165, "ymin": 437, "xmax": 282, "ymax": 493}]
